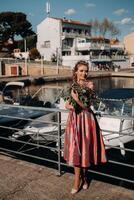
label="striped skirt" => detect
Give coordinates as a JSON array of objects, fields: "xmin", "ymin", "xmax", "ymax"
[{"xmin": 64, "ymin": 110, "xmax": 107, "ymax": 167}]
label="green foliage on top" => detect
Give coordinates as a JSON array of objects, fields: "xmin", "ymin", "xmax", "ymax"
[
  {"xmin": 0, "ymin": 12, "xmax": 35, "ymax": 51},
  {"xmin": 29, "ymin": 48, "xmax": 41, "ymax": 60}
]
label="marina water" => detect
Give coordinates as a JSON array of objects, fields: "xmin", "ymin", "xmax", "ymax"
[{"xmin": 26, "ymin": 77, "xmax": 134, "ymax": 97}]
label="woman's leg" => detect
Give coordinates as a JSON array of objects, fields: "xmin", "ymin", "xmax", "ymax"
[
  {"xmin": 82, "ymin": 168, "xmax": 88, "ymax": 189},
  {"xmin": 73, "ymin": 166, "xmax": 81, "ymax": 189}
]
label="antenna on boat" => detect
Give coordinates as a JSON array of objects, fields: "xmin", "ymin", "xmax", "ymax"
[{"xmin": 46, "ymin": 1, "xmax": 50, "ymax": 17}]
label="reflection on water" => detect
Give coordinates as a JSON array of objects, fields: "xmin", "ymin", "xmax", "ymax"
[
  {"xmin": 93, "ymin": 77, "xmax": 134, "ymax": 94},
  {"xmin": 26, "ymin": 77, "xmax": 134, "ymax": 97}
]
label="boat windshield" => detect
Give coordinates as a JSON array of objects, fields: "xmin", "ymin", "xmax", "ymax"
[
  {"xmin": 36, "ymin": 87, "xmax": 63, "ymax": 105},
  {"xmin": 99, "ymin": 100, "xmax": 132, "ymax": 116}
]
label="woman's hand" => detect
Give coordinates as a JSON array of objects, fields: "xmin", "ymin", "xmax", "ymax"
[
  {"xmin": 71, "ymin": 89, "xmax": 79, "ymax": 102},
  {"xmin": 71, "ymin": 89, "xmax": 85, "ymax": 109},
  {"xmin": 85, "ymin": 81, "xmax": 94, "ymax": 90},
  {"xmin": 65, "ymin": 100, "xmax": 74, "ymax": 110}
]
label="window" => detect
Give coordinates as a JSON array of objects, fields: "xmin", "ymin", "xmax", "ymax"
[
  {"xmin": 131, "ymin": 62, "xmax": 134, "ymax": 67},
  {"xmin": 14, "ymin": 48, "xmax": 21, "ymax": 53},
  {"xmin": 42, "ymin": 41, "xmax": 51, "ymax": 48}
]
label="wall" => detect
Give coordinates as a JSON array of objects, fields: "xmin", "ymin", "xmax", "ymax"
[
  {"xmin": 4, "ymin": 63, "xmax": 26, "ymax": 76},
  {"xmin": 62, "ymin": 55, "xmax": 92, "ymax": 68},
  {"xmin": 37, "ymin": 17, "xmax": 61, "ymax": 61},
  {"xmin": 2, "ymin": 62, "xmax": 71, "ymax": 77},
  {"xmin": 124, "ymin": 32, "xmax": 134, "ymax": 54}
]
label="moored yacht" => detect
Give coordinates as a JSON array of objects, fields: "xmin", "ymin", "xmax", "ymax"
[{"xmin": 11, "ymin": 88, "xmax": 134, "ymax": 155}]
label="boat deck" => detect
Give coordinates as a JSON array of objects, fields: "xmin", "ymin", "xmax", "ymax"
[{"xmin": 0, "ymin": 154, "xmax": 133, "ymax": 200}]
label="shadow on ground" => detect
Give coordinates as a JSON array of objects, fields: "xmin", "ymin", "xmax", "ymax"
[{"xmin": 0, "ymin": 133, "xmax": 133, "ymax": 191}]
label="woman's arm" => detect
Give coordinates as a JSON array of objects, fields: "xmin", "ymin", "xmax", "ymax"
[{"xmin": 71, "ymin": 89, "xmax": 86, "ymax": 109}]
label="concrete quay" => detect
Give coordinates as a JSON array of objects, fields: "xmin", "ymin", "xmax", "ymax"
[
  {"xmin": 0, "ymin": 154, "xmax": 133, "ymax": 200},
  {"xmin": 0, "ymin": 68, "xmax": 134, "ymax": 86}
]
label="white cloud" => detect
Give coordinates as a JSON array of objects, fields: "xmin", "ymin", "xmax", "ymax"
[
  {"xmin": 121, "ymin": 18, "xmax": 134, "ymax": 25},
  {"xmin": 64, "ymin": 8, "xmax": 76, "ymax": 15},
  {"xmin": 113, "ymin": 8, "xmax": 128, "ymax": 16},
  {"xmin": 85, "ymin": 3, "xmax": 96, "ymax": 8},
  {"xmin": 114, "ymin": 18, "xmax": 134, "ymax": 26}
]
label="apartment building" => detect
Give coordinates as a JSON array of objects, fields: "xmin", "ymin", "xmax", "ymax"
[{"xmin": 37, "ymin": 16, "xmax": 128, "ymax": 68}]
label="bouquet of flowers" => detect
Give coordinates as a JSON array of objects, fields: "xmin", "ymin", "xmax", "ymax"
[{"xmin": 62, "ymin": 82, "xmax": 97, "ymax": 114}]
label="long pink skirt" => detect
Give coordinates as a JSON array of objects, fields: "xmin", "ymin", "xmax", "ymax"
[{"xmin": 64, "ymin": 110, "xmax": 107, "ymax": 167}]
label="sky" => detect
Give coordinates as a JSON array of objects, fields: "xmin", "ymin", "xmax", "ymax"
[{"xmin": 0, "ymin": 0, "xmax": 134, "ymax": 41}]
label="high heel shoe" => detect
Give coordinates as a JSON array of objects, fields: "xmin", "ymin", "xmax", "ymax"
[
  {"xmin": 71, "ymin": 188, "xmax": 78, "ymax": 194},
  {"xmin": 82, "ymin": 182, "xmax": 88, "ymax": 190},
  {"xmin": 82, "ymin": 177, "xmax": 88, "ymax": 190}
]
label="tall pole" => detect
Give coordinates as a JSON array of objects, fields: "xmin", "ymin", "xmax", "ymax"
[
  {"xmin": 56, "ymin": 48, "xmax": 59, "ymax": 74},
  {"xmin": 41, "ymin": 56, "xmax": 44, "ymax": 75},
  {"xmin": 0, "ymin": 59, "xmax": 1, "ymax": 76},
  {"xmin": 24, "ymin": 38, "xmax": 28, "ymax": 75},
  {"xmin": 56, "ymin": 48, "xmax": 61, "ymax": 74}
]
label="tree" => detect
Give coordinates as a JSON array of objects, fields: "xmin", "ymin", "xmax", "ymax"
[
  {"xmin": 89, "ymin": 18, "xmax": 120, "ymax": 39},
  {"xmin": 100, "ymin": 18, "xmax": 111, "ymax": 37},
  {"xmin": 29, "ymin": 48, "xmax": 41, "ymax": 60},
  {"xmin": 90, "ymin": 18, "xmax": 100, "ymax": 36},
  {"xmin": 109, "ymin": 22, "xmax": 120, "ymax": 38},
  {"xmin": 0, "ymin": 12, "xmax": 35, "ymax": 50},
  {"xmin": 17, "ymin": 35, "xmax": 37, "ymax": 51}
]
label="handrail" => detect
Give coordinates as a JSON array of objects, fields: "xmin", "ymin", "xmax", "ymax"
[{"xmin": 0, "ymin": 104, "xmax": 133, "ymax": 186}]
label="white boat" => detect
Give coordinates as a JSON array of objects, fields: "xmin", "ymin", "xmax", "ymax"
[
  {"xmin": 0, "ymin": 81, "xmax": 25, "ymax": 104},
  {"xmin": 0, "ymin": 81, "xmax": 47, "ymax": 106},
  {"xmin": 96, "ymin": 88, "xmax": 134, "ymax": 155},
  {"xmin": 0, "ymin": 104, "xmax": 46, "ymax": 127},
  {"xmin": 11, "ymin": 98, "xmax": 66, "ymax": 143},
  {"xmin": 0, "ymin": 82, "xmax": 55, "ymax": 127},
  {"xmin": 11, "ymin": 88, "xmax": 134, "ymax": 155},
  {"xmin": 11, "ymin": 111, "xmax": 66, "ymax": 144}
]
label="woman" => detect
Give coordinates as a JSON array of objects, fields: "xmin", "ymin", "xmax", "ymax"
[{"xmin": 63, "ymin": 60, "xmax": 107, "ymax": 194}]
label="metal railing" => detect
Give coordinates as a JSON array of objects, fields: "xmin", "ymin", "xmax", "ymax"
[
  {"xmin": 0, "ymin": 104, "xmax": 133, "ymax": 186},
  {"xmin": 0, "ymin": 58, "xmax": 57, "ymax": 66}
]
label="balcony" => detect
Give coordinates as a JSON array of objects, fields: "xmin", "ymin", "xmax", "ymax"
[
  {"xmin": 91, "ymin": 55, "xmax": 111, "ymax": 62},
  {"xmin": 76, "ymin": 43, "xmax": 92, "ymax": 51},
  {"xmin": 111, "ymin": 55, "xmax": 126, "ymax": 61},
  {"xmin": 90, "ymin": 43, "xmax": 110, "ymax": 50},
  {"xmin": 62, "ymin": 45, "xmax": 72, "ymax": 51},
  {"xmin": 111, "ymin": 44, "xmax": 125, "ymax": 51},
  {"xmin": 76, "ymin": 42, "xmax": 111, "ymax": 51},
  {"xmin": 62, "ymin": 32, "xmax": 90, "ymax": 39}
]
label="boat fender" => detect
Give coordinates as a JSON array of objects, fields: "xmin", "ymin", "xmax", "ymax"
[{"xmin": 119, "ymin": 142, "xmax": 125, "ymax": 156}]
